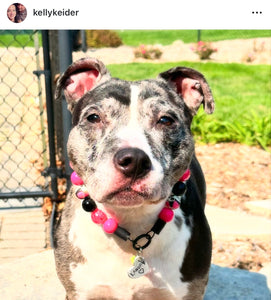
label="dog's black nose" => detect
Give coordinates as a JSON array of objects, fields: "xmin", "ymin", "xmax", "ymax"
[{"xmin": 114, "ymin": 148, "xmax": 152, "ymax": 179}]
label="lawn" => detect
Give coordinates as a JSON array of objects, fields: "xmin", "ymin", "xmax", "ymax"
[
  {"xmin": 0, "ymin": 29, "xmax": 270, "ymax": 48},
  {"xmin": 117, "ymin": 30, "xmax": 270, "ymax": 46},
  {"xmin": 107, "ymin": 62, "xmax": 271, "ymax": 149}
]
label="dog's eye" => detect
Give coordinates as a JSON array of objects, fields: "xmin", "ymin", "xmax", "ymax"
[
  {"xmin": 158, "ymin": 116, "xmax": 175, "ymax": 126},
  {"xmin": 87, "ymin": 114, "xmax": 101, "ymax": 123}
]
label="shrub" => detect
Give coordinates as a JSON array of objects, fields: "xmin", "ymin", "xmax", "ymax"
[
  {"xmin": 192, "ymin": 111, "xmax": 271, "ymax": 150},
  {"xmin": 243, "ymin": 52, "xmax": 256, "ymax": 63},
  {"xmin": 192, "ymin": 41, "xmax": 217, "ymax": 60},
  {"xmin": 134, "ymin": 44, "xmax": 162, "ymax": 60},
  {"xmin": 85, "ymin": 30, "xmax": 123, "ymax": 48}
]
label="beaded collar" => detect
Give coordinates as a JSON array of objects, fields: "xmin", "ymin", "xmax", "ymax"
[{"xmin": 70, "ymin": 168, "xmax": 190, "ymax": 278}]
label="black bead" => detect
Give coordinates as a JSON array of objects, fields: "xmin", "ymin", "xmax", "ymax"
[
  {"xmin": 114, "ymin": 226, "xmax": 131, "ymax": 241},
  {"xmin": 172, "ymin": 181, "xmax": 187, "ymax": 196},
  {"xmin": 82, "ymin": 196, "xmax": 97, "ymax": 212},
  {"xmin": 151, "ymin": 218, "xmax": 166, "ymax": 235}
]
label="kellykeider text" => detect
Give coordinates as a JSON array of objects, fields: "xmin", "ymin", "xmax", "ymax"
[{"xmin": 33, "ymin": 9, "xmax": 79, "ymax": 17}]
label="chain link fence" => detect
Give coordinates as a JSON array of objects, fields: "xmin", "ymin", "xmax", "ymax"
[{"xmin": 0, "ymin": 30, "xmax": 50, "ymax": 208}]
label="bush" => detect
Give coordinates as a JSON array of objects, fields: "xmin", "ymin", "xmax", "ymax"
[
  {"xmin": 134, "ymin": 44, "xmax": 162, "ymax": 60},
  {"xmin": 85, "ymin": 30, "xmax": 122, "ymax": 48},
  {"xmin": 192, "ymin": 111, "xmax": 271, "ymax": 150},
  {"xmin": 191, "ymin": 41, "xmax": 217, "ymax": 60}
]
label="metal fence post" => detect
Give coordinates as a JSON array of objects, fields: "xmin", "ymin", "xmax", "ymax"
[
  {"xmin": 41, "ymin": 30, "xmax": 58, "ymax": 201},
  {"xmin": 41, "ymin": 30, "xmax": 60, "ymax": 248},
  {"xmin": 81, "ymin": 30, "xmax": 87, "ymax": 52},
  {"xmin": 58, "ymin": 30, "xmax": 73, "ymax": 191},
  {"xmin": 197, "ymin": 30, "xmax": 201, "ymax": 42}
]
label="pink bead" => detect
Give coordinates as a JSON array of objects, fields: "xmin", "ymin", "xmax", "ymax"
[
  {"xmin": 103, "ymin": 218, "xmax": 118, "ymax": 234},
  {"xmin": 180, "ymin": 169, "xmax": 191, "ymax": 182},
  {"xmin": 159, "ymin": 207, "xmax": 174, "ymax": 222},
  {"xmin": 71, "ymin": 171, "xmax": 84, "ymax": 186},
  {"xmin": 166, "ymin": 200, "xmax": 180, "ymax": 210},
  {"xmin": 69, "ymin": 161, "xmax": 74, "ymax": 170},
  {"xmin": 76, "ymin": 190, "xmax": 86, "ymax": 199},
  {"xmin": 91, "ymin": 209, "xmax": 108, "ymax": 224},
  {"xmin": 76, "ymin": 187, "xmax": 89, "ymax": 199}
]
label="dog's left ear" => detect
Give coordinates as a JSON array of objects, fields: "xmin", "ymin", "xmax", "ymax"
[{"xmin": 158, "ymin": 67, "xmax": 215, "ymax": 116}]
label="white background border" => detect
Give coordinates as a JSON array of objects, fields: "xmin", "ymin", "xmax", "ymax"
[{"xmin": 1, "ymin": 0, "xmax": 270, "ymax": 30}]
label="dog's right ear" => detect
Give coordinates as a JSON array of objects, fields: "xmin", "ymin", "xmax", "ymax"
[{"xmin": 55, "ymin": 57, "xmax": 111, "ymax": 112}]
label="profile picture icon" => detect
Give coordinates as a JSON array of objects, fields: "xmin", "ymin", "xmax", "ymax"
[{"xmin": 7, "ymin": 3, "xmax": 27, "ymax": 23}]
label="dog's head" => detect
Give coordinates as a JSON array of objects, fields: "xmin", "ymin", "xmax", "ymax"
[{"xmin": 56, "ymin": 58, "xmax": 214, "ymax": 208}]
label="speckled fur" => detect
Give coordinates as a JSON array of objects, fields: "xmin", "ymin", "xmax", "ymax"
[{"xmin": 54, "ymin": 58, "xmax": 213, "ymax": 300}]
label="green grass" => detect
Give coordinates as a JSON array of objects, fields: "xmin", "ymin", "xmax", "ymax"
[
  {"xmin": 1, "ymin": 29, "xmax": 270, "ymax": 48},
  {"xmin": 117, "ymin": 30, "xmax": 271, "ymax": 46},
  {"xmin": 107, "ymin": 62, "xmax": 271, "ymax": 149}
]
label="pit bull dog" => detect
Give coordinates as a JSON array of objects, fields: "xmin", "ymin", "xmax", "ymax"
[{"xmin": 54, "ymin": 57, "xmax": 214, "ymax": 300}]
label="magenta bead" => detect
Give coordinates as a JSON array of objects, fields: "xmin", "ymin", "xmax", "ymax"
[
  {"xmin": 71, "ymin": 171, "xmax": 84, "ymax": 186},
  {"xmin": 76, "ymin": 190, "xmax": 86, "ymax": 199},
  {"xmin": 91, "ymin": 209, "xmax": 108, "ymax": 224},
  {"xmin": 159, "ymin": 207, "xmax": 174, "ymax": 222},
  {"xmin": 166, "ymin": 200, "xmax": 180, "ymax": 210},
  {"xmin": 103, "ymin": 218, "xmax": 118, "ymax": 234},
  {"xmin": 76, "ymin": 187, "xmax": 89, "ymax": 199},
  {"xmin": 180, "ymin": 169, "xmax": 191, "ymax": 182}
]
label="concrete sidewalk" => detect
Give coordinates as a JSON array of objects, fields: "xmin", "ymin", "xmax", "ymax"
[
  {"xmin": 0, "ymin": 208, "xmax": 47, "ymax": 264},
  {"xmin": 205, "ymin": 204, "xmax": 271, "ymax": 239}
]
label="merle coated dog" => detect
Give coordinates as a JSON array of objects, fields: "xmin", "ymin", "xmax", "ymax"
[{"xmin": 54, "ymin": 58, "xmax": 214, "ymax": 300}]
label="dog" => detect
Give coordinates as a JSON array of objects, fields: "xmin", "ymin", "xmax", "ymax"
[{"xmin": 54, "ymin": 57, "xmax": 214, "ymax": 300}]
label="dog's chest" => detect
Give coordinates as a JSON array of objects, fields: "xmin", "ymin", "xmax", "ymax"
[{"xmin": 68, "ymin": 207, "xmax": 191, "ymax": 300}]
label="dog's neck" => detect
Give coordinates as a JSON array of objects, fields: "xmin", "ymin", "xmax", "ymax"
[{"xmin": 100, "ymin": 200, "xmax": 166, "ymax": 235}]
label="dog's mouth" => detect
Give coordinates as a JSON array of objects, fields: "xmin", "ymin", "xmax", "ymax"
[
  {"xmin": 102, "ymin": 184, "xmax": 160, "ymax": 207},
  {"xmin": 105, "ymin": 187, "xmax": 149, "ymax": 207}
]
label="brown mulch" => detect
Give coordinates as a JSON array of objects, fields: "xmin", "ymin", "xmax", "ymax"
[
  {"xmin": 196, "ymin": 143, "xmax": 271, "ymax": 272},
  {"xmin": 212, "ymin": 237, "xmax": 271, "ymax": 272},
  {"xmin": 196, "ymin": 143, "xmax": 271, "ymax": 212}
]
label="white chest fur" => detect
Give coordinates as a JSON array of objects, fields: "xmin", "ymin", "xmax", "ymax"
[{"xmin": 68, "ymin": 206, "xmax": 191, "ymax": 300}]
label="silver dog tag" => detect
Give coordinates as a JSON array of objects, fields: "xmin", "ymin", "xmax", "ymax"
[{"xmin": 127, "ymin": 255, "xmax": 150, "ymax": 279}]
